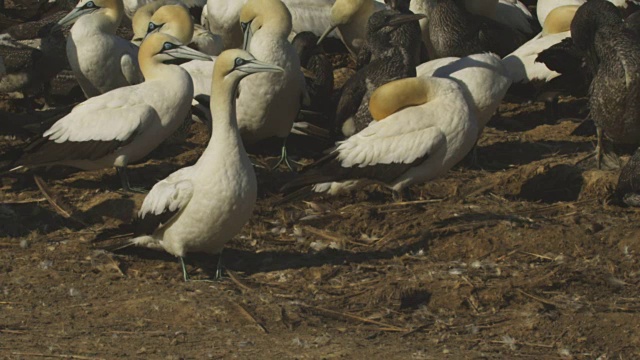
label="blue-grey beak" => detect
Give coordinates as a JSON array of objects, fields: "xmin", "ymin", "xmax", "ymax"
[
  {"xmin": 56, "ymin": 5, "xmax": 97, "ymax": 29},
  {"xmin": 237, "ymin": 59, "xmax": 284, "ymax": 74},
  {"xmin": 165, "ymin": 45, "xmax": 215, "ymax": 62},
  {"xmin": 241, "ymin": 21, "xmax": 253, "ymax": 51}
]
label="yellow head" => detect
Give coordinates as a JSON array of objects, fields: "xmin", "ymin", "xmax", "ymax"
[
  {"xmin": 239, "ymin": 0, "xmax": 292, "ymax": 49},
  {"xmin": 369, "ymin": 78, "xmax": 430, "ymax": 120},
  {"xmin": 543, "ymin": 5, "xmax": 579, "ymax": 35},
  {"xmin": 138, "ymin": 32, "xmax": 212, "ymax": 78},
  {"xmin": 148, "ymin": 4, "xmax": 194, "ymax": 45},
  {"xmin": 57, "ymin": 0, "xmax": 124, "ymax": 31},
  {"xmin": 131, "ymin": 1, "xmax": 163, "ymax": 42}
]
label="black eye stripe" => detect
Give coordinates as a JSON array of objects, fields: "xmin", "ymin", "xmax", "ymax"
[
  {"xmin": 163, "ymin": 42, "xmax": 175, "ymax": 51},
  {"xmin": 234, "ymin": 58, "xmax": 246, "ymax": 67}
]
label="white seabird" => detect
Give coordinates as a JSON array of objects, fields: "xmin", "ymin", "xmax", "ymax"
[
  {"xmin": 536, "ymin": 0, "xmax": 639, "ymax": 27},
  {"xmin": 129, "ymin": 49, "xmax": 283, "ymax": 280},
  {"xmin": 281, "ymin": 75, "xmax": 477, "ymax": 200},
  {"xmin": 502, "ymin": 5, "xmax": 579, "ymax": 85},
  {"xmin": 57, "ymin": 0, "xmax": 144, "ymax": 98},
  {"xmin": 205, "ymin": 0, "xmax": 387, "ymax": 50},
  {"xmin": 317, "ymin": 0, "xmax": 387, "ymax": 57},
  {"xmin": 14, "ymin": 33, "xmax": 212, "ymax": 192},
  {"xmin": 123, "ymin": 0, "xmax": 205, "ymax": 18},
  {"xmin": 238, "ymin": 0, "xmax": 306, "ymax": 167},
  {"xmin": 416, "ymin": 53, "xmax": 512, "ymax": 142},
  {"xmin": 131, "ymin": 1, "xmax": 223, "ymax": 55}
]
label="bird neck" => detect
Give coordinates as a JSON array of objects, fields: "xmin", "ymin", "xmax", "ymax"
[
  {"xmin": 78, "ymin": 5, "xmax": 123, "ymax": 34},
  {"xmin": 207, "ymin": 74, "xmax": 245, "ymax": 152},
  {"xmin": 369, "ymin": 77, "xmax": 429, "ymax": 120}
]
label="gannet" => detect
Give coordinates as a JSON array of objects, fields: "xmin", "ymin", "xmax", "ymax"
[
  {"xmin": 335, "ymin": 10, "xmax": 426, "ymax": 137},
  {"xmin": 57, "ymin": 0, "xmax": 144, "ymax": 98},
  {"xmin": 409, "ymin": 0, "xmax": 534, "ymax": 59},
  {"xmin": 536, "ymin": 0, "xmax": 640, "ymax": 27},
  {"xmin": 122, "ymin": 0, "xmax": 205, "ymax": 19},
  {"xmin": 13, "ymin": 33, "xmax": 212, "ymax": 192},
  {"xmin": 206, "ymin": 0, "xmax": 386, "ymax": 50},
  {"xmin": 237, "ymin": 0, "xmax": 306, "ymax": 166},
  {"xmin": 127, "ymin": 49, "xmax": 282, "ymax": 280},
  {"xmin": 495, "ymin": 0, "xmax": 536, "ymax": 35},
  {"xmin": 131, "ymin": 1, "xmax": 223, "ymax": 55},
  {"xmin": 571, "ymin": 0, "xmax": 640, "ymax": 168},
  {"xmin": 134, "ymin": 3, "xmax": 219, "ymax": 99},
  {"xmin": 536, "ymin": 0, "xmax": 584, "ymax": 28},
  {"xmin": 374, "ymin": 0, "xmax": 425, "ymax": 67},
  {"xmin": 317, "ymin": 0, "xmax": 387, "ymax": 57},
  {"xmin": 281, "ymin": 75, "xmax": 477, "ymax": 200},
  {"xmin": 416, "ymin": 53, "xmax": 512, "ymax": 142},
  {"xmin": 422, "ymin": 0, "xmax": 528, "ymax": 59},
  {"xmin": 292, "ymin": 31, "xmax": 334, "ymax": 117},
  {"xmin": 502, "ymin": 5, "xmax": 579, "ymax": 85}
]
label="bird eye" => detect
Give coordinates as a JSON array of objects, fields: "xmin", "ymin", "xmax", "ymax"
[
  {"xmin": 234, "ymin": 58, "xmax": 246, "ymax": 67},
  {"xmin": 148, "ymin": 23, "xmax": 156, "ymax": 31},
  {"xmin": 240, "ymin": 22, "xmax": 248, "ymax": 31},
  {"xmin": 163, "ymin": 42, "xmax": 174, "ymax": 50},
  {"xmin": 84, "ymin": 1, "xmax": 95, "ymax": 8}
]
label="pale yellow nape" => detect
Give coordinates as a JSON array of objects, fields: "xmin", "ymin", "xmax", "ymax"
[
  {"xmin": 132, "ymin": 1, "xmax": 164, "ymax": 40},
  {"xmin": 93, "ymin": 0, "xmax": 125, "ymax": 29},
  {"xmin": 369, "ymin": 78, "xmax": 430, "ymax": 121},
  {"xmin": 151, "ymin": 4, "xmax": 195, "ymax": 45},
  {"xmin": 240, "ymin": 0, "xmax": 293, "ymax": 36},
  {"xmin": 543, "ymin": 5, "xmax": 579, "ymax": 35},
  {"xmin": 211, "ymin": 49, "xmax": 254, "ymax": 85},
  {"xmin": 138, "ymin": 32, "xmax": 181, "ymax": 79},
  {"xmin": 331, "ymin": 0, "xmax": 367, "ymax": 25}
]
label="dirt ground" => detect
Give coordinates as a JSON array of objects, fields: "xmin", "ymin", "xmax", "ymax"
[{"xmin": 2, "ymin": 10, "xmax": 640, "ymax": 360}]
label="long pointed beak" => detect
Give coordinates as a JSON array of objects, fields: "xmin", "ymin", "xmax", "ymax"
[
  {"xmin": 238, "ymin": 59, "xmax": 284, "ymax": 74},
  {"xmin": 242, "ymin": 21, "xmax": 253, "ymax": 51},
  {"xmin": 56, "ymin": 7, "xmax": 93, "ymax": 29},
  {"xmin": 166, "ymin": 46, "xmax": 215, "ymax": 62},
  {"xmin": 317, "ymin": 24, "xmax": 337, "ymax": 45},
  {"xmin": 386, "ymin": 13, "xmax": 426, "ymax": 27}
]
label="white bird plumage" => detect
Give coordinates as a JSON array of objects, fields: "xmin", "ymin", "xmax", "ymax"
[
  {"xmin": 287, "ymin": 75, "xmax": 478, "ymax": 197},
  {"xmin": 284, "ymin": 53, "xmax": 510, "ymax": 198},
  {"xmin": 59, "ymin": 0, "xmax": 144, "ymax": 98},
  {"xmin": 236, "ymin": 0, "xmax": 306, "ymax": 144},
  {"xmin": 318, "ymin": 0, "xmax": 387, "ymax": 56},
  {"xmin": 416, "ymin": 53, "xmax": 512, "ymax": 139},
  {"xmin": 130, "ymin": 49, "xmax": 283, "ymax": 279},
  {"xmin": 16, "ymin": 33, "xmax": 212, "ymax": 191},
  {"xmin": 131, "ymin": 1, "xmax": 223, "ymax": 56},
  {"xmin": 205, "ymin": 0, "xmax": 386, "ymax": 50},
  {"xmin": 123, "ymin": 0, "xmax": 205, "ymax": 18},
  {"xmin": 502, "ymin": 5, "xmax": 578, "ymax": 84}
]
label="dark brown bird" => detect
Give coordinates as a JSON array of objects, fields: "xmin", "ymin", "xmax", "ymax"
[
  {"xmin": 426, "ymin": 0, "xmax": 529, "ymax": 59},
  {"xmin": 571, "ymin": 0, "xmax": 640, "ymax": 168}
]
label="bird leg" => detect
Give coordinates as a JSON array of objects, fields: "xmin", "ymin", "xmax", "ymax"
[
  {"xmin": 180, "ymin": 256, "xmax": 190, "ymax": 282},
  {"xmin": 179, "ymin": 256, "xmax": 221, "ymax": 282},
  {"xmin": 116, "ymin": 166, "xmax": 148, "ymax": 194},
  {"xmin": 271, "ymin": 138, "xmax": 295, "ymax": 172},
  {"xmin": 214, "ymin": 251, "xmax": 224, "ymax": 280}
]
